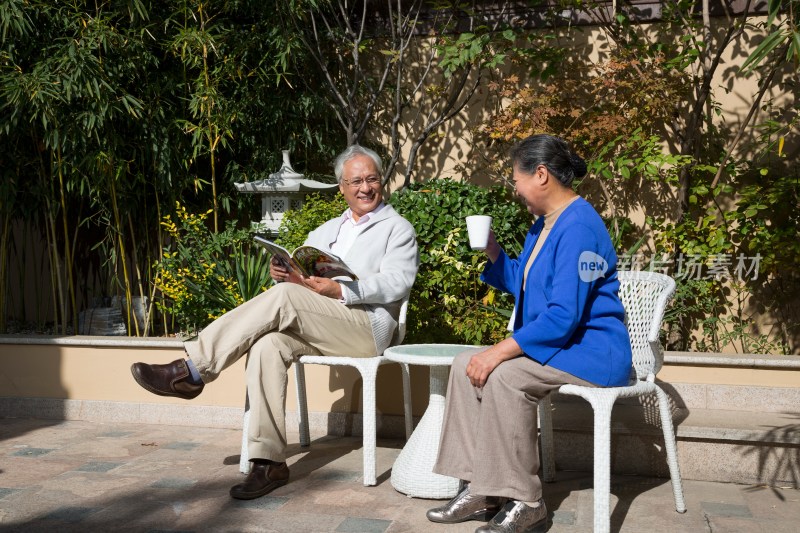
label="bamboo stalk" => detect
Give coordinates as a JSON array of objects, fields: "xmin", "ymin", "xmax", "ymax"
[
  {"xmin": 110, "ymin": 176, "xmax": 137, "ymax": 336},
  {"xmin": 128, "ymin": 212, "xmax": 147, "ymax": 336},
  {"xmin": 0, "ymin": 210, "xmax": 10, "ymax": 333},
  {"xmin": 45, "ymin": 201, "xmax": 64, "ymax": 333},
  {"xmin": 199, "ymin": 2, "xmax": 219, "ymax": 234},
  {"xmin": 140, "ymin": 184, "xmax": 155, "ymax": 337},
  {"xmin": 32, "ymin": 224, "xmax": 48, "ymax": 329},
  {"xmin": 45, "ymin": 150, "xmax": 66, "ymax": 333},
  {"xmin": 56, "ymin": 147, "xmax": 78, "ymax": 333},
  {"xmin": 11, "ymin": 221, "xmax": 25, "ymax": 327},
  {"xmin": 154, "ymin": 186, "xmax": 168, "ymax": 335}
]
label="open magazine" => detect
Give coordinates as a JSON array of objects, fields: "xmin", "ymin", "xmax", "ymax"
[{"xmin": 254, "ymin": 236, "xmax": 358, "ymax": 280}]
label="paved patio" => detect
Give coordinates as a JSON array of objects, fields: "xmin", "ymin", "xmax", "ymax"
[{"xmin": 1, "ymin": 417, "xmax": 797, "ymax": 532}]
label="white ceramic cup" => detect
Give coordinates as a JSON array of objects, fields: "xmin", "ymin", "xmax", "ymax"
[{"xmin": 465, "ymin": 215, "xmax": 492, "ymax": 250}]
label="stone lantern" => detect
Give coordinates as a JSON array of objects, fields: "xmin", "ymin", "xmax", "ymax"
[{"xmin": 234, "ymin": 150, "xmax": 339, "ymax": 235}]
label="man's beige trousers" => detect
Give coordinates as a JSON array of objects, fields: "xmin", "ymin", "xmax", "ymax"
[
  {"xmin": 433, "ymin": 350, "xmax": 594, "ymax": 502},
  {"xmin": 184, "ymin": 283, "xmax": 377, "ymax": 462}
]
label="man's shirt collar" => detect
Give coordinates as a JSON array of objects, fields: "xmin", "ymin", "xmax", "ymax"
[{"xmin": 343, "ymin": 202, "xmax": 385, "ymax": 226}]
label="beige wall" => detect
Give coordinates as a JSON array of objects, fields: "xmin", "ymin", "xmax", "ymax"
[
  {"xmin": 381, "ymin": 16, "xmax": 792, "ymax": 188},
  {"xmin": 0, "ymin": 341, "xmax": 432, "ymax": 417},
  {"xmin": 659, "ymin": 364, "xmax": 800, "ymax": 388},
  {"xmin": 2, "ymin": 340, "xmax": 798, "ymax": 413}
]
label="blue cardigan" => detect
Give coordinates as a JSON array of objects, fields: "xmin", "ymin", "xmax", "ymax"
[{"xmin": 481, "ymin": 198, "xmax": 632, "ymax": 387}]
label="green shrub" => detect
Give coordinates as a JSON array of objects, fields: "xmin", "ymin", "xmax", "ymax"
[
  {"xmin": 155, "ymin": 203, "xmax": 272, "ymax": 334},
  {"xmin": 390, "ymin": 179, "xmax": 530, "ymax": 345},
  {"xmin": 275, "ymin": 182, "xmax": 529, "ymax": 345},
  {"xmin": 278, "ymin": 193, "xmax": 349, "ymax": 250}
]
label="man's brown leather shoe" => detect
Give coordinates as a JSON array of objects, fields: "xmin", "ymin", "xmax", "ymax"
[
  {"xmin": 130, "ymin": 359, "xmax": 204, "ymax": 400},
  {"xmin": 230, "ymin": 461, "xmax": 290, "ymax": 500}
]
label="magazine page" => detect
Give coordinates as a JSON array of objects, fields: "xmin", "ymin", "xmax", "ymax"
[
  {"xmin": 253, "ymin": 236, "xmax": 310, "ymax": 277},
  {"xmin": 292, "ymin": 246, "xmax": 358, "ymax": 280}
]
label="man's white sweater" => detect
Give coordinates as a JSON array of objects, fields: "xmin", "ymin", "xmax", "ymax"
[{"xmin": 304, "ymin": 204, "xmax": 419, "ymax": 353}]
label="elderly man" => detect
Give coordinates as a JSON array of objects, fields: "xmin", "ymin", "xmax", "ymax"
[{"xmin": 131, "ymin": 145, "xmax": 419, "ymax": 500}]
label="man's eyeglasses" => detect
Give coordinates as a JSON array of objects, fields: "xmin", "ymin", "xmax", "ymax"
[{"xmin": 343, "ymin": 176, "xmax": 381, "ymax": 188}]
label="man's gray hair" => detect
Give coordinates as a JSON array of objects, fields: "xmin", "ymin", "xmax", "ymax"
[{"xmin": 333, "ymin": 145, "xmax": 383, "ymax": 183}]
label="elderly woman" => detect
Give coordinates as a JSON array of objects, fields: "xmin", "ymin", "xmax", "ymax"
[{"xmin": 427, "ymin": 134, "xmax": 632, "ymax": 532}]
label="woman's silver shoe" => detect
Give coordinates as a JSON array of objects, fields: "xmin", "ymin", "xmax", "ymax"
[
  {"xmin": 475, "ymin": 499, "xmax": 548, "ymax": 532},
  {"xmin": 426, "ymin": 485, "xmax": 507, "ymax": 524}
]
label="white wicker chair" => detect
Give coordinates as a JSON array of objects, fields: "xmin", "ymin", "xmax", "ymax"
[
  {"xmin": 239, "ymin": 297, "xmax": 413, "ymax": 486},
  {"xmin": 538, "ymin": 270, "xmax": 686, "ymax": 533}
]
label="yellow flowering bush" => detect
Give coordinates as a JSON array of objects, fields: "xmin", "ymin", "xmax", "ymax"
[
  {"xmin": 428, "ymin": 228, "xmax": 511, "ymax": 345},
  {"xmin": 154, "ymin": 203, "xmax": 272, "ymax": 333}
]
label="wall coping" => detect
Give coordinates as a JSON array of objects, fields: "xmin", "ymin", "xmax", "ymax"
[
  {"xmin": 663, "ymin": 350, "xmax": 800, "ymax": 369},
  {"xmin": 0, "ymin": 334, "xmax": 184, "ymax": 348},
  {"xmin": 1, "ymin": 335, "xmax": 799, "ymax": 369}
]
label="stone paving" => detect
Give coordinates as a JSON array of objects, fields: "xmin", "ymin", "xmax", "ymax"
[{"xmin": 1, "ymin": 417, "xmax": 798, "ymax": 532}]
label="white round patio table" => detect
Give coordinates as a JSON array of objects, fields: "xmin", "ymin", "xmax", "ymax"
[{"xmin": 383, "ymin": 343, "xmax": 484, "ymax": 499}]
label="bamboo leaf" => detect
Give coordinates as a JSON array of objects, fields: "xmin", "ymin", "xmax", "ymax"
[{"xmin": 740, "ymin": 29, "xmax": 787, "ymax": 73}]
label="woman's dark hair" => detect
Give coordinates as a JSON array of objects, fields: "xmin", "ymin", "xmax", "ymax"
[{"xmin": 509, "ymin": 134, "xmax": 587, "ymax": 187}]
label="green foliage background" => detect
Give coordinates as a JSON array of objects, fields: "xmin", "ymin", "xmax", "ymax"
[
  {"xmin": 0, "ymin": 0, "xmax": 340, "ymax": 334},
  {"xmin": 154, "ymin": 203, "xmax": 272, "ymax": 334},
  {"xmin": 276, "ymin": 182, "xmax": 530, "ymax": 345},
  {"xmin": 473, "ymin": 2, "xmax": 800, "ymax": 354},
  {"xmin": 1, "ymin": 0, "xmax": 798, "ymax": 353},
  {"xmin": 390, "ymin": 179, "xmax": 530, "ymax": 345},
  {"xmin": 278, "ymin": 193, "xmax": 349, "ymax": 251}
]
